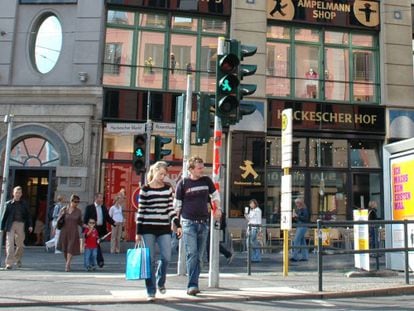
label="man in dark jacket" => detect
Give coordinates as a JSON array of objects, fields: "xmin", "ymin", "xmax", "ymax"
[
  {"xmin": 83, "ymin": 193, "xmax": 114, "ymax": 238},
  {"xmin": 1, "ymin": 186, "xmax": 33, "ymax": 269}
]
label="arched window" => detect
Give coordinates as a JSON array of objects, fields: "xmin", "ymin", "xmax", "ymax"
[{"xmin": 10, "ymin": 137, "xmax": 59, "ymax": 167}]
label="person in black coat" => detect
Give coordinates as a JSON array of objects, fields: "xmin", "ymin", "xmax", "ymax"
[
  {"xmin": 83, "ymin": 193, "xmax": 114, "ymax": 238},
  {"xmin": 1, "ymin": 186, "xmax": 33, "ymax": 269}
]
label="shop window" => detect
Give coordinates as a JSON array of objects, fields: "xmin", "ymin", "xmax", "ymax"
[
  {"xmin": 310, "ymin": 172, "xmax": 347, "ymax": 221},
  {"xmin": 266, "ymin": 25, "xmax": 378, "ymax": 104},
  {"xmin": 107, "ymin": 10, "xmax": 134, "ymax": 25},
  {"xmin": 172, "ymin": 16, "xmax": 197, "ymax": 31},
  {"xmin": 295, "ymin": 45, "xmax": 320, "ymax": 99},
  {"xmin": 103, "ymin": 28, "xmax": 133, "ymax": 86},
  {"xmin": 349, "ymin": 140, "xmax": 380, "ymax": 168},
  {"xmin": 140, "ymin": 13, "xmax": 166, "ymax": 28},
  {"xmin": 267, "ymin": 25, "xmax": 290, "ymax": 40},
  {"xmin": 353, "ymin": 51, "xmax": 374, "ymax": 81},
  {"xmin": 202, "ymin": 18, "xmax": 226, "ymax": 34},
  {"xmin": 104, "ymin": 11, "xmax": 228, "ymax": 92},
  {"xmin": 266, "ymin": 42, "xmax": 290, "ymax": 97},
  {"xmin": 104, "ymin": 43, "xmax": 122, "ymax": 75},
  {"xmin": 137, "ymin": 32, "xmax": 165, "ymax": 89},
  {"xmin": 200, "ymin": 37, "xmax": 217, "ymax": 92},
  {"xmin": 310, "ymin": 138, "xmax": 347, "ymax": 168},
  {"xmin": 169, "ymin": 35, "xmax": 197, "ymax": 90},
  {"xmin": 31, "ymin": 14, "xmax": 62, "ymax": 74},
  {"xmin": 324, "ymin": 47, "xmax": 349, "ymax": 101}
]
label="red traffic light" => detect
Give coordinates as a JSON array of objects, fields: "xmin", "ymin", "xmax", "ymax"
[{"xmin": 219, "ymin": 53, "xmax": 239, "ymax": 73}]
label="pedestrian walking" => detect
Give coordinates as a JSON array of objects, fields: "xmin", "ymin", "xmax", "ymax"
[
  {"xmin": 84, "ymin": 193, "xmax": 115, "ymax": 238},
  {"xmin": 1, "ymin": 186, "xmax": 33, "ymax": 269},
  {"xmin": 245, "ymin": 199, "xmax": 262, "ymax": 262},
  {"xmin": 51, "ymin": 194, "xmax": 65, "ymax": 253},
  {"xmin": 57, "ymin": 194, "xmax": 84, "ymax": 272},
  {"xmin": 83, "ymin": 218, "xmax": 99, "ymax": 271},
  {"xmin": 206, "ymin": 211, "xmax": 234, "ymax": 264},
  {"xmin": 109, "ymin": 195, "xmax": 124, "ymax": 253},
  {"xmin": 174, "ymin": 156, "xmax": 222, "ymax": 296},
  {"xmin": 291, "ymin": 197, "xmax": 310, "ymax": 262},
  {"xmin": 136, "ymin": 161, "xmax": 182, "ymax": 302}
]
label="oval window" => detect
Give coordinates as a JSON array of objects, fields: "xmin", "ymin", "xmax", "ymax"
[{"xmin": 33, "ymin": 15, "xmax": 63, "ymax": 74}]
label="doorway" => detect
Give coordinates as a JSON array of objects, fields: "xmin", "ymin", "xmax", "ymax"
[
  {"xmin": 10, "ymin": 168, "xmax": 56, "ymax": 245},
  {"xmin": 352, "ymin": 172, "xmax": 381, "ymax": 217}
]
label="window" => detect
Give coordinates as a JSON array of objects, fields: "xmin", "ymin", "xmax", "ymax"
[
  {"xmin": 104, "ymin": 43, "xmax": 122, "ymax": 75},
  {"xmin": 349, "ymin": 140, "xmax": 380, "ymax": 168},
  {"xmin": 31, "ymin": 14, "xmax": 62, "ymax": 74},
  {"xmin": 266, "ymin": 26, "xmax": 379, "ymax": 104},
  {"xmin": 10, "ymin": 137, "xmax": 59, "ymax": 167},
  {"xmin": 103, "ymin": 28, "xmax": 133, "ymax": 86},
  {"xmin": 103, "ymin": 11, "xmax": 228, "ymax": 92}
]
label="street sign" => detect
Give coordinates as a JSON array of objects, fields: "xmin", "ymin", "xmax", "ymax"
[{"xmin": 281, "ymin": 108, "xmax": 293, "ymax": 169}]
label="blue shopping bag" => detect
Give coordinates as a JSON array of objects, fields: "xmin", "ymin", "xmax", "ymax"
[{"xmin": 125, "ymin": 242, "xmax": 151, "ymax": 280}]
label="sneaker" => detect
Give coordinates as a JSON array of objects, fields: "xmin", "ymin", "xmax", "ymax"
[
  {"xmin": 187, "ymin": 287, "xmax": 199, "ymax": 296},
  {"xmin": 226, "ymin": 253, "xmax": 234, "ymax": 265},
  {"xmin": 5, "ymin": 265, "xmax": 12, "ymax": 270},
  {"xmin": 147, "ymin": 295, "xmax": 155, "ymax": 302},
  {"xmin": 158, "ymin": 286, "xmax": 166, "ymax": 294},
  {"xmin": 16, "ymin": 261, "xmax": 22, "ymax": 268}
]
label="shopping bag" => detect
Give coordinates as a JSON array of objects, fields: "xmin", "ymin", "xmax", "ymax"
[{"xmin": 125, "ymin": 241, "xmax": 151, "ymax": 280}]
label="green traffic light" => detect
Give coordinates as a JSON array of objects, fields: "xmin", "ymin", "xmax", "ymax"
[
  {"xmin": 135, "ymin": 148, "xmax": 144, "ymax": 157},
  {"xmin": 221, "ymin": 79, "xmax": 232, "ymax": 92}
]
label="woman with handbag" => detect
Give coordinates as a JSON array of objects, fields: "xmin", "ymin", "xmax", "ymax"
[
  {"xmin": 57, "ymin": 194, "xmax": 84, "ymax": 272},
  {"xmin": 136, "ymin": 161, "xmax": 182, "ymax": 302}
]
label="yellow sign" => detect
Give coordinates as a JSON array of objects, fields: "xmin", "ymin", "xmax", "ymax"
[{"xmin": 391, "ymin": 160, "xmax": 414, "ymax": 220}]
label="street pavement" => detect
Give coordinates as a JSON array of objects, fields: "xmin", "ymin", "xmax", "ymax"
[{"xmin": 1, "ymin": 242, "xmax": 414, "ymax": 307}]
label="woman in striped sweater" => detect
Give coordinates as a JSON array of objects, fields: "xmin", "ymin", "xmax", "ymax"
[{"xmin": 136, "ymin": 161, "xmax": 182, "ymax": 302}]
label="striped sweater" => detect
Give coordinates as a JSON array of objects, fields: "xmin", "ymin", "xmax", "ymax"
[{"xmin": 136, "ymin": 184, "xmax": 176, "ymax": 235}]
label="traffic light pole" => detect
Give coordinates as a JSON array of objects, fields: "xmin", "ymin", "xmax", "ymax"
[
  {"xmin": 208, "ymin": 37, "xmax": 226, "ymax": 288},
  {"xmin": 209, "ymin": 115, "xmax": 222, "ymax": 288},
  {"xmin": 0, "ymin": 114, "xmax": 14, "ymax": 266},
  {"xmin": 177, "ymin": 74, "xmax": 193, "ymax": 276}
]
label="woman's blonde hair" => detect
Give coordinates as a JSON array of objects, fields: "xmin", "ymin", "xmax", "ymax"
[{"xmin": 147, "ymin": 161, "xmax": 168, "ymax": 183}]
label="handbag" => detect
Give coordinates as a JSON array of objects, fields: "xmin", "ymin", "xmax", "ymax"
[
  {"xmin": 56, "ymin": 212, "xmax": 65, "ymax": 230},
  {"xmin": 125, "ymin": 240, "xmax": 151, "ymax": 280}
]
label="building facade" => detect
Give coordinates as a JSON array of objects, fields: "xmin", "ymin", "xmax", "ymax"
[{"xmin": 0, "ymin": 0, "xmax": 413, "ymax": 241}]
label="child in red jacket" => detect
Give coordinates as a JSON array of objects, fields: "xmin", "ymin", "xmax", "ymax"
[{"xmin": 83, "ymin": 218, "xmax": 99, "ymax": 271}]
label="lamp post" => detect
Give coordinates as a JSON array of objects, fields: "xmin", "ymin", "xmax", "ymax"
[{"xmin": 0, "ymin": 114, "xmax": 14, "ymax": 265}]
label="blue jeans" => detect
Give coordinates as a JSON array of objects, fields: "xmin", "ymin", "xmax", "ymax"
[
  {"xmin": 143, "ymin": 233, "xmax": 172, "ymax": 296},
  {"xmin": 181, "ymin": 219, "xmax": 209, "ymax": 290},
  {"xmin": 84, "ymin": 248, "xmax": 97, "ymax": 269},
  {"xmin": 247, "ymin": 227, "xmax": 261, "ymax": 262},
  {"xmin": 292, "ymin": 226, "xmax": 308, "ymax": 261}
]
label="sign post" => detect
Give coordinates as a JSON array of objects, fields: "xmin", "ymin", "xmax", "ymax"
[{"xmin": 281, "ymin": 108, "xmax": 293, "ymax": 276}]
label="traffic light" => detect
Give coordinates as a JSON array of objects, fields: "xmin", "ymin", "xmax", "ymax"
[
  {"xmin": 133, "ymin": 134, "xmax": 146, "ymax": 174},
  {"xmin": 196, "ymin": 93, "xmax": 214, "ymax": 145},
  {"xmin": 235, "ymin": 41, "xmax": 257, "ymax": 121},
  {"xmin": 215, "ymin": 39, "xmax": 257, "ymax": 125},
  {"xmin": 175, "ymin": 94, "xmax": 185, "ymax": 145},
  {"xmin": 239, "ymin": 102, "xmax": 257, "ymax": 121},
  {"xmin": 154, "ymin": 135, "xmax": 172, "ymax": 161},
  {"xmin": 216, "ymin": 39, "xmax": 240, "ymax": 126}
]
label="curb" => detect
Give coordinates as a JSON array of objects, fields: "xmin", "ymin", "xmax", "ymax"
[{"xmin": 1, "ymin": 285, "xmax": 414, "ymax": 307}]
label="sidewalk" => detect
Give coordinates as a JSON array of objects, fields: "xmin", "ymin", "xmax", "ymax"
[{"xmin": 1, "ymin": 244, "xmax": 413, "ymax": 307}]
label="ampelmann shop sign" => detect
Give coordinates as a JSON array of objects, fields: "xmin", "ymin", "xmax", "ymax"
[{"xmin": 267, "ymin": 0, "xmax": 380, "ymax": 30}]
